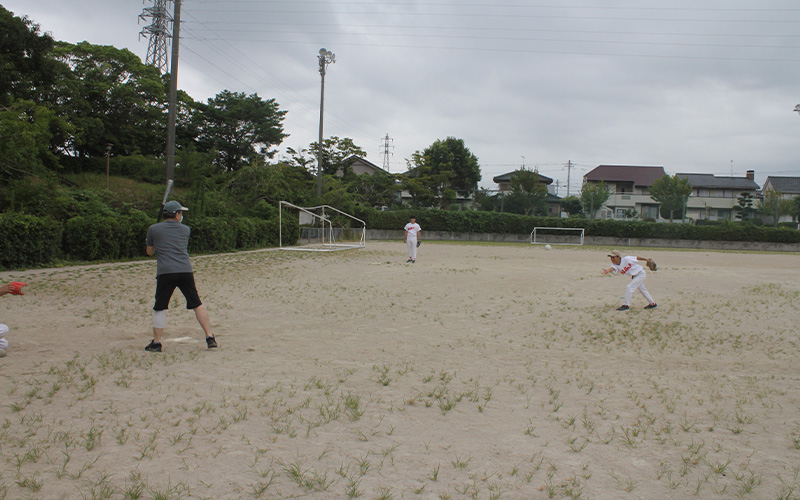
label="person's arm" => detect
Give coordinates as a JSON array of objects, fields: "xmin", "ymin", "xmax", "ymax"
[
  {"xmin": 602, "ymin": 266, "xmax": 616, "ymax": 275},
  {"xmin": 404, "ymin": 229, "xmax": 408, "ymax": 243},
  {"xmin": 417, "ymin": 226, "xmax": 421, "ymax": 241},
  {"xmin": 636, "ymin": 256, "xmax": 653, "ymax": 266},
  {"xmin": 0, "ymin": 283, "xmax": 11, "ymax": 296},
  {"xmin": 146, "ymin": 245, "xmax": 155, "ymax": 256}
]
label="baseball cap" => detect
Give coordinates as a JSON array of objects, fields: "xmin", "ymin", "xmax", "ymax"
[
  {"xmin": 164, "ymin": 201, "xmax": 188, "ymax": 213},
  {"xmin": 607, "ymin": 250, "xmax": 621, "ymax": 258}
]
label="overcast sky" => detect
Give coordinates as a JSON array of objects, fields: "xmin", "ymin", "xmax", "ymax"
[{"xmin": 7, "ymin": 1, "xmax": 800, "ymax": 192}]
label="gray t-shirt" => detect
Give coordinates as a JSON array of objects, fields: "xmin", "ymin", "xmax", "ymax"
[{"xmin": 146, "ymin": 220, "xmax": 193, "ymax": 276}]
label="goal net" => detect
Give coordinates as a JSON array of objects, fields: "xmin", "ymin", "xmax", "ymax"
[
  {"xmin": 279, "ymin": 202, "xmax": 366, "ymax": 252},
  {"xmin": 530, "ymin": 226, "xmax": 585, "ymax": 246}
]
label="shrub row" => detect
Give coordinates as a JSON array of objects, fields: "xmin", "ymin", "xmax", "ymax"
[
  {"xmin": 357, "ymin": 208, "xmax": 800, "ymax": 244},
  {"xmin": 0, "ymin": 213, "xmax": 64, "ymax": 269},
  {"xmin": 0, "ymin": 212, "xmax": 299, "ymax": 270}
]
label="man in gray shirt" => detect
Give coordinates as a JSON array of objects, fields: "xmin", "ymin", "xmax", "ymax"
[{"xmin": 144, "ymin": 200, "xmax": 217, "ymax": 352}]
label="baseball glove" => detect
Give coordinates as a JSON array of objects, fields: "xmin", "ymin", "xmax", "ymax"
[
  {"xmin": 416, "ymin": 241, "xmax": 421, "ymax": 248},
  {"xmin": 646, "ymin": 259, "xmax": 657, "ymax": 271}
]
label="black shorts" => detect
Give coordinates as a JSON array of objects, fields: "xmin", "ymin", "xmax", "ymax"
[{"xmin": 153, "ymin": 272, "xmax": 202, "ymax": 311}]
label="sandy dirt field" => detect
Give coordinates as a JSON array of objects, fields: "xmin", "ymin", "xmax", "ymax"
[{"xmin": 0, "ymin": 241, "xmax": 799, "ymax": 500}]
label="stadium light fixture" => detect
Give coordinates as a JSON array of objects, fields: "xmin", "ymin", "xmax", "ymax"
[{"xmin": 316, "ymin": 48, "xmax": 336, "ymax": 197}]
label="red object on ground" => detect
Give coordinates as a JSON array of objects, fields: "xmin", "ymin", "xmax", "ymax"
[{"xmin": 9, "ymin": 281, "xmax": 27, "ymax": 295}]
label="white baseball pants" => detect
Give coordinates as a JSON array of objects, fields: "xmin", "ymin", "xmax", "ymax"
[
  {"xmin": 625, "ymin": 272, "xmax": 654, "ymax": 306},
  {"xmin": 407, "ymin": 237, "xmax": 418, "ymax": 260}
]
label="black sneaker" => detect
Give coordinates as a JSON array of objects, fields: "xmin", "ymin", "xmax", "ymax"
[
  {"xmin": 145, "ymin": 340, "xmax": 162, "ymax": 352},
  {"xmin": 206, "ymin": 336, "xmax": 218, "ymax": 349},
  {"xmin": 406, "ymin": 258, "xmax": 413, "ymax": 263},
  {"xmin": 644, "ymin": 303, "xmax": 657, "ymax": 309},
  {"xmin": 617, "ymin": 305, "xmax": 630, "ymax": 311}
]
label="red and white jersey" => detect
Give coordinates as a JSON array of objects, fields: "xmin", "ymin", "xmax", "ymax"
[
  {"xmin": 611, "ymin": 256, "xmax": 644, "ymax": 276},
  {"xmin": 404, "ymin": 222, "xmax": 421, "ymax": 238}
]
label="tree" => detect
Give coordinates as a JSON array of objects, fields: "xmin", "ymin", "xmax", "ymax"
[
  {"xmin": 0, "ymin": 7, "xmax": 61, "ymax": 106},
  {"xmin": 649, "ymin": 174, "xmax": 692, "ymax": 222},
  {"xmin": 416, "ymin": 137, "xmax": 481, "ymax": 197},
  {"xmin": 758, "ymin": 189, "xmax": 794, "ymax": 226},
  {"xmin": 734, "ymin": 192, "xmax": 756, "ymax": 221},
  {"xmin": 507, "ymin": 168, "xmax": 548, "ymax": 216},
  {"xmin": 559, "ymin": 195, "xmax": 584, "ymax": 217},
  {"xmin": 196, "ymin": 90, "xmax": 287, "ymax": 172},
  {"xmin": 308, "ymin": 136, "xmax": 367, "ymax": 176},
  {"xmin": 52, "ymin": 41, "xmax": 167, "ymax": 159},
  {"xmin": 348, "ymin": 172, "xmax": 397, "ymax": 208},
  {"xmin": 0, "ymin": 100, "xmax": 72, "ymax": 179},
  {"xmin": 580, "ymin": 182, "xmax": 610, "ymax": 219}
]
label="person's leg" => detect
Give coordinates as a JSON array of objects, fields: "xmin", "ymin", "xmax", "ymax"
[
  {"xmin": 406, "ymin": 239, "xmax": 415, "ymax": 261},
  {"xmin": 192, "ymin": 304, "xmax": 213, "ymax": 337},
  {"xmin": 176, "ymin": 274, "xmax": 214, "ymax": 341},
  {"xmin": 411, "ymin": 238, "xmax": 418, "ymax": 260},
  {"xmin": 0, "ymin": 324, "xmax": 8, "ymax": 352},
  {"xmin": 152, "ymin": 310, "xmax": 166, "ymax": 343},
  {"xmin": 637, "ymin": 280, "xmax": 655, "ymax": 304},
  {"xmin": 150, "ymin": 275, "xmax": 177, "ymax": 348},
  {"xmin": 624, "ymin": 279, "xmax": 637, "ymax": 306}
]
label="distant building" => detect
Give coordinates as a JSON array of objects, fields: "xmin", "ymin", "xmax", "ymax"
[
  {"xmin": 761, "ymin": 175, "xmax": 800, "ymax": 223},
  {"xmin": 492, "ymin": 171, "xmax": 553, "ymax": 192},
  {"xmin": 336, "ymin": 155, "xmax": 388, "ymax": 177},
  {"xmin": 677, "ymin": 170, "xmax": 760, "ymax": 221},
  {"xmin": 583, "ymin": 165, "xmax": 666, "ymax": 219},
  {"xmin": 492, "ymin": 170, "xmax": 561, "ymax": 216}
]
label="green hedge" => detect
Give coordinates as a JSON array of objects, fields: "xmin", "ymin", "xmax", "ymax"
[
  {"xmin": 0, "ymin": 213, "xmax": 63, "ymax": 270},
  {"xmin": 357, "ymin": 208, "xmax": 800, "ymax": 244},
  {"xmin": 0, "ymin": 211, "xmax": 299, "ymax": 270},
  {"xmin": 64, "ymin": 211, "xmax": 152, "ymax": 261}
]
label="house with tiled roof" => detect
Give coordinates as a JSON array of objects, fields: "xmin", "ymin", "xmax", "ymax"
[
  {"xmin": 677, "ymin": 170, "xmax": 760, "ymax": 221},
  {"xmin": 761, "ymin": 175, "xmax": 800, "ymax": 223},
  {"xmin": 583, "ymin": 165, "xmax": 666, "ymax": 219},
  {"xmin": 762, "ymin": 176, "xmax": 800, "ymax": 198},
  {"xmin": 492, "ymin": 170, "xmax": 561, "ymax": 216}
]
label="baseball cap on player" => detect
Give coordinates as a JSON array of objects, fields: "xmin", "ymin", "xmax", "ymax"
[
  {"xmin": 164, "ymin": 201, "xmax": 189, "ymax": 213},
  {"xmin": 607, "ymin": 250, "xmax": 621, "ymax": 258}
]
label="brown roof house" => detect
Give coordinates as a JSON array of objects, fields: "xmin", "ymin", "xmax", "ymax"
[{"xmin": 583, "ymin": 165, "xmax": 666, "ymax": 219}]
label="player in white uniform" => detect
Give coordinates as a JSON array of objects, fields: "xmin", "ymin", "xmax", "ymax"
[
  {"xmin": 602, "ymin": 250, "xmax": 657, "ymax": 311},
  {"xmin": 403, "ymin": 216, "xmax": 422, "ymax": 263}
]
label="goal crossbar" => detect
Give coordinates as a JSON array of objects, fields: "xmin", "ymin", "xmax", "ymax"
[
  {"xmin": 530, "ymin": 226, "xmax": 585, "ymax": 246},
  {"xmin": 279, "ymin": 201, "xmax": 366, "ymax": 252}
]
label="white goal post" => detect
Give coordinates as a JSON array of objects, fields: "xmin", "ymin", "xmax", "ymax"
[
  {"xmin": 530, "ymin": 226, "xmax": 585, "ymax": 246},
  {"xmin": 279, "ymin": 202, "xmax": 366, "ymax": 252}
]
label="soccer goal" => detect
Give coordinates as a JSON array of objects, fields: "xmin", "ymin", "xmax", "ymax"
[
  {"xmin": 279, "ymin": 201, "xmax": 366, "ymax": 252},
  {"xmin": 530, "ymin": 226, "xmax": 585, "ymax": 246}
]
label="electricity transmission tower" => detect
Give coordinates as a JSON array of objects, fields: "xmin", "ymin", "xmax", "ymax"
[
  {"xmin": 139, "ymin": 0, "xmax": 173, "ymax": 74},
  {"xmin": 381, "ymin": 134, "xmax": 394, "ymax": 172}
]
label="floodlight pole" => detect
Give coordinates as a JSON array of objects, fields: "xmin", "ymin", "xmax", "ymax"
[{"xmin": 316, "ymin": 48, "xmax": 335, "ymax": 197}]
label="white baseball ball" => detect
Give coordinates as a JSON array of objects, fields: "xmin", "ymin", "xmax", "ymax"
[{"xmin": 544, "ymin": 244, "xmax": 552, "ymax": 250}]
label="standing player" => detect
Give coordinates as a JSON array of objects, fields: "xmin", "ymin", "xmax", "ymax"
[
  {"xmin": 0, "ymin": 281, "xmax": 26, "ymax": 357},
  {"xmin": 403, "ymin": 216, "xmax": 422, "ymax": 263},
  {"xmin": 145, "ymin": 201, "xmax": 217, "ymax": 352},
  {"xmin": 602, "ymin": 250, "xmax": 657, "ymax": 311}
]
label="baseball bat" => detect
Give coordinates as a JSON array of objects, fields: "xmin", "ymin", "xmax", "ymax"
[{"xmin": 157, "ymin": 179, "xmax": 174, "ymax": 222}]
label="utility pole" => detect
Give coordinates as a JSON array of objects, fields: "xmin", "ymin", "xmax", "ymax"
[
  {"xmin": 164, "ymin": 0, "xmax": 181, "ymax": 182},
  {"xmin": 316, "ymin": 48, "xmax": 335, "ymax": 197},
  {"xmin": 566, "ymin": 160, "xmax": 573, "ymax": 197},
  {"xmin": 139, "ymin": 0, "xmax": 172, "ymax": 74},
  {"xmin": 381, "ymin": 133, "xmax": 394, "ymax": 172}
]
